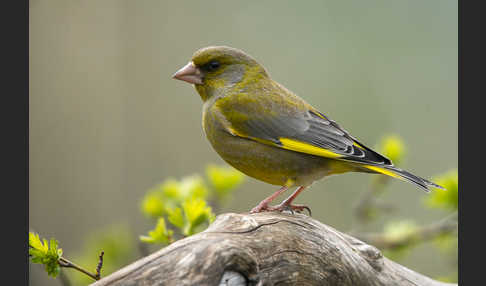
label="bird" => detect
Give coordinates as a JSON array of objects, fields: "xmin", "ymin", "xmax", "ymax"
[{"xmin": 172, "ymin": 46, "xmax": 444, "ymax": 214}]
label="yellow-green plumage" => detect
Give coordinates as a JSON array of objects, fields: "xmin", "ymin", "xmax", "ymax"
[
  {"xmin": 202, "ymin": 79, "xmax": 353, "ymax": 187},
  {"xmin": 203, "ymin": 103, "xmax": 350, "ymax": 187},
  {"xmin": 173, "ymin": 46, "xmax": 444, "ymax": 213}
]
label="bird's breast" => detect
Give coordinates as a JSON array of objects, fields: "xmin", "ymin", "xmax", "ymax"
[{"xmin": 201, "ymin": 104, "xmax": 340, "ymax": 186}]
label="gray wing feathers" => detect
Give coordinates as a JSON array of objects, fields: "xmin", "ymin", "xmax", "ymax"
[{"xmin": 242, "ymin": 109, "xmax": 390, "ymax": 165}]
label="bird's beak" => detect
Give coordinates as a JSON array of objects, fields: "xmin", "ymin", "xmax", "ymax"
[{"xmin": 172, "ymin": 62, "xmax": 203, "ymax": 85}]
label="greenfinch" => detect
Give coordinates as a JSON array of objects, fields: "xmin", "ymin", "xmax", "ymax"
[{"xmin": 172, "ymin": 46, "xmax": 444, "ymax": 214}]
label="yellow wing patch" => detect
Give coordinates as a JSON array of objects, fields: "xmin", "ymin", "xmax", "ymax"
[
  {"xmin": 353, "ymin": 142, "xmax": 365, "ymax": 149},
  {"xmin": 363, "ymin": 165, "xmax": 402, "ymax": 179},
  {"xmin": 278, "ymin": 138, "xmax": 344, "ymax": 159}
]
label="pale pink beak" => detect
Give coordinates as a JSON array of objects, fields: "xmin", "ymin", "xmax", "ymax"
[{"xmin": 172, "ymin": 61, "xmax": 203, "ymax": 85}]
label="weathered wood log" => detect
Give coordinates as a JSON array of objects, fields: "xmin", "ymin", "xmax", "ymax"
[{"xmin": 91, "ymin": 212, "xmax": 456, "ymax": 286}]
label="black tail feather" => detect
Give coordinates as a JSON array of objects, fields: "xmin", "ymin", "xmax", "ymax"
[{"xmin": 384, "ymin": 166, "xmax": 445, "ymax": 193}]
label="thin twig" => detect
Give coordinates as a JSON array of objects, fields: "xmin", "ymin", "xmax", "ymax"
[
  {"xmin": 353, "ymin": 212, "xmax": 458, "ymax": 250},
  {"xmin": 95, "ymin": 251, "xmax": 104, "ymax": 280},
  {"xmin": 58, "ymin": 256, "xmax": 100, "ymax": 281},
  {"xmin": 29, "ymin": 239, "xmax": 104, "ymax": 281},
  {"xmin": 353, "ymin": 176, "xmax": 392, "ymax": 224}
]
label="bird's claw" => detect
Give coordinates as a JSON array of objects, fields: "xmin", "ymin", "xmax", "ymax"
[
  {"xmin": 250, "ymin": 202, "xmax": 312, "ymax": 216},
  {"xmin": 282, "ymin": 204, "xmax": 312, "ymax": 216},
  {"xmin": 250, "ymin": 203, "xmax": 271, "ymax": 214}
]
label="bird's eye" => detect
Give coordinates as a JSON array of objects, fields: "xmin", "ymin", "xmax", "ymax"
[{"xmin": 206, "ymin": 60, "xmax": 221, "ymax": 71}]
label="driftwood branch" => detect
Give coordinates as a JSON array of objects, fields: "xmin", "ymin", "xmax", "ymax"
[{"xmin": 91, "ymin": 212, "xmax": 457, "ymax": 286}]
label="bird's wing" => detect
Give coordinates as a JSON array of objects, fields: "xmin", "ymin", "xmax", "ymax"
[
  {"xmin": 213, "ymin": 92, "xmax": 392, "ymax": 167},
  {"xmin": 212, "ymin": 91, "xmax": 443, "ymax": 192}
]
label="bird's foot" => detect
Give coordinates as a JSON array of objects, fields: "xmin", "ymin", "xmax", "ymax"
[
  {"xmin": 274, "ymin": 202, "xmax": 312, "ymax": 216},
  {"xmin": 250, "ymin": 202, "xmax": 272, "ymax": 214},
  {"xmin": 250, "ymin": 202, "xmax": 312, "ymax": 216}
]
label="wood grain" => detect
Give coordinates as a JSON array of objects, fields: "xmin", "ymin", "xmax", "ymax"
[{"xmin": 91, "ymin": 212, "xmax": 456, "ymax": 286}]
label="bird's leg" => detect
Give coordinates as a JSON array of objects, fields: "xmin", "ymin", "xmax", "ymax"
[
  {"xmin": 271, "ymin": 186, "xmax": 311, "ymax": 216},
  {"xmin": 250, "ymin": 186, "xmax": 289, "ymax": 213}
]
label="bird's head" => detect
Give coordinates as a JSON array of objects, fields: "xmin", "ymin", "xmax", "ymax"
[{"xmin": 172, "ymin": 46, "xmax": 269, "ymax": 101}]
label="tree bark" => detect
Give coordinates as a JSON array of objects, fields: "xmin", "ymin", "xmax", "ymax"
[{"xmin": 91, "ymin": 212, "xmax": 456, "ymax": 286}]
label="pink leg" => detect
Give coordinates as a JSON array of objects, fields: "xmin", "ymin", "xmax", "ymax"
[
  {"xmin": 272, "ymin": 186, "xmax": 311, "ymax": 216},
  {"xmin": 250, "ymin": 186, "xmax": 288, "ymax": 213}
]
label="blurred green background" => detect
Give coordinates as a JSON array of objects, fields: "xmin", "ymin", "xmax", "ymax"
[{"xmin": 29, "ymin": 0, "xmax": 457, "ymax": 285}]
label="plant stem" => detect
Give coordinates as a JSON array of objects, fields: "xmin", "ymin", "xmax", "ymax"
[
  {"xmin": 353, "ymin": 211, "xmax": 458, "ymax": 250},
  {"xmin": 58, "ymin": 257, "xmax": 100, "ymax": 281},
  {"xmin": 96, "ymin": 251, "xmax": 104, "ymax": 279},
  {"xmin": 353, "ymin": 176, "xmax": 391, "ymax": 223}
]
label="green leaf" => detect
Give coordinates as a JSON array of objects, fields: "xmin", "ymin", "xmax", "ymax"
[
  {"xmin": 182, "ymin": 197, "xmax": 214, "ymax": 236},
  {"xmin": 46, "ymin": 261, "xmax": 61, "ymax": 277},
  {"xmin": 167, "ymin": 207, "xmax": 185, "ymax": 229},
  {"xmin": 29, "ymin": 232, "xmax": 48, "ymax": 254},
  {"xmin": 383, "ymin": 220, "xmax": 418, "ymax": 241},
  {"xmin": 160, "ymin": 179, "xmax": 181, "ymax": 199},
  {"xmin": 140, "ymin": 218, "xmax": 174, "ymax": 245},
  {"xmin": 178, "ymin": 175, "xmax": 209, "ymax": 200},
  {"xmin": 424, "ymin": 169, "xmax": 458, "ymax": 210},
  {"xmin": 376, "ymin": 135, "xmax": 406, "ymax": 165},
  {"xmin": 381, "ymin": 220, "xmax": 418, "ymax": 261},
  {"xmin": 140, "ymin": 190, "xmax": 166, "ymax": 218},
  {"xmin": 183, "ymin": 198, "xmax": 207, "ymax": 224},
  {"xmin": 29, "ymin": 249, "xmax": 45, "ymax": 263},
  {"xmin": 49, "ymin": 239, "xmax": 58, "ymax": 255},
  {"xmin": 28, "ymin": 232, "xmax": 63, "ymax": 278},
  {"xmin": 206, "ymin": 164, "xmax": 245, "ymax": 200}
]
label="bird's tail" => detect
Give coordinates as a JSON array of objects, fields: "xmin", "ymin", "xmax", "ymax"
[{"xmin": 362, "ymin": 165, "xmax": 445, "ymax": 193}]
